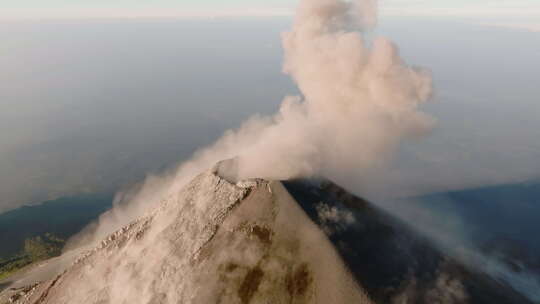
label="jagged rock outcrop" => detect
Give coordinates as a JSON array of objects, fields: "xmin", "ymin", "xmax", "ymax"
[{"xmin": 2, "ymin": 166, "xmax": 371, "ymax": 304}]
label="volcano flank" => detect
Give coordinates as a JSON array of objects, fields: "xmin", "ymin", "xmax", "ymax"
[{"xmin": 0, "ymin": 163, "xmax": 531, "ymax": 304}]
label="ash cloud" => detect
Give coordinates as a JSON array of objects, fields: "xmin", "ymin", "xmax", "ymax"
[
  {"xmin": 197, "ymin": 0, "xmax": 434, "ymax": 186},
  {"xmin": 71, "ymin": 0, "xmax": 434, "ymax": 249},
  {"xmin": 316, "ymin": 202, "xmax": 355, "ymax": 236}
]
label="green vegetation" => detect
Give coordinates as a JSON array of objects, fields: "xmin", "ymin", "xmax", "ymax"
[
  {"xmin": 24, "ymin": 233, "xmax": 64, "ymax": 260},
  {"xmin": 0, "ymin": 233, "xmax": 65, "ymax": 281}
]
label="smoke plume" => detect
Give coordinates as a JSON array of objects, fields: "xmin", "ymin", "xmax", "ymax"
[
  {"xmin": 58, "ymin": 3, "xmax": 540, "ymax": 302},
  {"xmin": 189, "ymin": 0, "xmax": 434, "ymax": 185},
  {"xmin": 67, "ymin": 0, "xmax": 434, "ymax": 248}
]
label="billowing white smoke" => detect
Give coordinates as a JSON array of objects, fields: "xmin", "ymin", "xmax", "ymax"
[
  {"xmin": 69, "ymin": 0, "xmax": 433, "ymax": 250},
  {"xmin": 183, "ymin": 0, "xmax": 433, "ymax": 184},
  {"xmin": 24, "ymin": 3, "xmax": 537, "ymax": 302}
]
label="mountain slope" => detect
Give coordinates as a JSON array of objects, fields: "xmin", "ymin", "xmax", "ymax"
[
  {"xmin": 2, "ymin": 166, "xmax": 370, "ymax": 304},
  {"xmin": 283, "ymin": 179, "xmax": 534, "ymax": 304},
  {"xmin": 2, "ymin": 165, "xmax": 533, "ymax": 304}
]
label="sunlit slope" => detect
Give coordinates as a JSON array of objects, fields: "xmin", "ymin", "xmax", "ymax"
[{"xmin": 3, "ymin": 167, "xmax": 370, "ymax": 304}]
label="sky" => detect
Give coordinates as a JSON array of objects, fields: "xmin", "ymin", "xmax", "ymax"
[
  {"xmin": 0, "ymin": 19, "xmax": 294, "ymax": 212},
  {"xmin": 1, "ymin": 0, "xmax": 540, "ymax": 31},
  {"xmin": 0, "ymin": 15, "xmax": 539, "ymax": 214}
]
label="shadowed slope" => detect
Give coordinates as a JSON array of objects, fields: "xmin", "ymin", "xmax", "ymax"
[{"xmin": 283, "ymin": 179, "xmax": 533, "ymax": 304}]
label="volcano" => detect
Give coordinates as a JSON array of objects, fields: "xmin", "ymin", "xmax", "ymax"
[{"xmin": 0, "ymin": 163, "xmax": 531, "ymax": 304}]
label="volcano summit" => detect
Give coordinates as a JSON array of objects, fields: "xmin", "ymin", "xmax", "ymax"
[
  {"xmin": 1, "ymin": 163, "xmax": 531, "ymax": 304},
  {"xmin": 0, "ymin": 165, "xmax": 371, "ymax": 304}
]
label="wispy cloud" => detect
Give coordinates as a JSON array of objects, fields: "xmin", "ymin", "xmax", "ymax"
[
  {"xmin": 3, "ymin": 1, "xmax": 540, "ymax": 32},
  {"xmin": 0, "ymin": 7, "xmax": 293, "ymax": 21},
  {"xmin": 381, "ymin": 0, "xmax": 540, "ymax": 16},
  {"xmin": 379, "ymin": 1, "xmax": 540, "ymax": 32},
  {"xmin": 484, "ymin": 22, "xmax": 540, "ymax": 32}
]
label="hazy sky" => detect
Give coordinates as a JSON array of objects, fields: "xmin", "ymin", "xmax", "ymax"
[
  {"xmin": 1, "ymin": 0, "xmax": 540, "ymax": 31},
  {"xmin": 0, "ymin": 0, "xmax": 539, "ymax": 213},
  {"xmin": 0, "ymin": 19, "xmax": 294, "ymax": 212},
  {"xmin": 0, "ymin": 16, "xmax": 538, "ymax": 214}
]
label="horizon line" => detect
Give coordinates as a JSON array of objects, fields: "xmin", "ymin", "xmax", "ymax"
[{"xmin": 1, "ymin": 8, "xmax": 538, "ymax": 33}]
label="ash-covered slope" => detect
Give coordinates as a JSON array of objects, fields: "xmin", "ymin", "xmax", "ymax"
[
  {"xmin": 3, "ymin": 166, "xmax": 370, "ymax": 304},
  {"xmin": 3, "ymin": 165, "xmax": 533, "ymax": 304}
]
